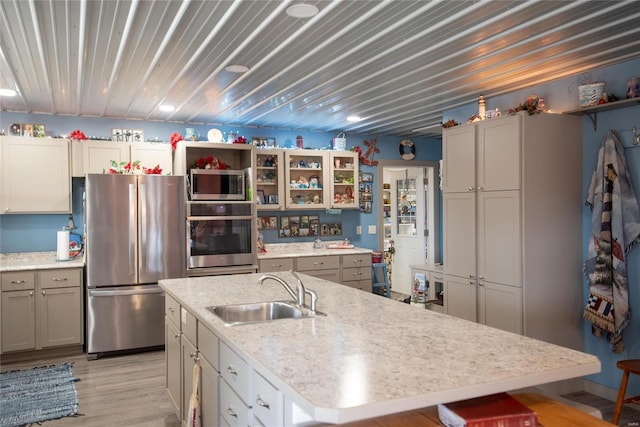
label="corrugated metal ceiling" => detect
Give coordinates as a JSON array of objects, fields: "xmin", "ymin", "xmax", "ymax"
[{"xmin": 1, "ymin": 0, "xmax": 639, "ymax": 137}]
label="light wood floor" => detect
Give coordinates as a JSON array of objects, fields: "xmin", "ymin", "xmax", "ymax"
[{"xmin": 1, "ymin": 350, "xmax": 639, "ymax": 426}]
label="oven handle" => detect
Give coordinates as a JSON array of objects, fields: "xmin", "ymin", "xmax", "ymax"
[
  {"xmin": 89, "ymin": 287, "xmax": 164, "ymax": 297},
  {"xmin": 187, "ymin": 215, "xmax": 253, "ymax": 221}
]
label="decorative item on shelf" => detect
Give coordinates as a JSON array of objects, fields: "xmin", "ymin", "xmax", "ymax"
[
  {"xmin": 354, "ymin": 138, "xmax": 379, "ymax": 166},
  {"xmin": 169, "ymin": 132, "xmax": 184, "ymax": 150},
  {"xmin": 478, "ymin": 94, "xmax": 486, "ymax": 119},
  {"xmin": 332, "ymin": 132, "xmax": 347, "ymax": 150},
  {"xmin": 69, "ymin": 129, "xmax": 87, "ymax": 141},
  {"xmin": 296, "ymin": 135, "xmax": 304, "ymax": 148},
  {"xmin": 578, "ymin": 83, "xmax": 605, "ymax": 107},
  {"xmin": 508, "ymin": 95, "xmax": 544, "ymax": 115},
  {"xmin": 111, "ymin": 128, "xmax": 143, "ymax": 142},
  {"xmin": 627, "ymin": 77, "xmax": 640, "ymax": 98},
  {"xmin": 442, "ymin": 119, "xmax": 459, "ymax": 128},
  {"xmin": 106, "ymin": 160, "xmax": 162, "ymax": 175},
  {"xmin": 185, "ymin": 128, "xmax": 199, "ymax": 141},
  {"xmin": 192, "ymin": 155, "xmax": 227, "ymax": 170},
  {"xmin": 252, "ymin": 137, "xmax": 276, "ymax": 147},
  {"xmin": 232, "ymin": 135, "xmax": 247, "ymax": 144}
]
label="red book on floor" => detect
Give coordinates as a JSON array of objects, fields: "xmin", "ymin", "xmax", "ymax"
[{"xmin": 437, "ymin": 392, "xmax": 538, "ymax": 427}]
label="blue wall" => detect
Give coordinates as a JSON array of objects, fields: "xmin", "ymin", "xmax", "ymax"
[
  {"xmin": 444, "ymin": 57, "xmax": 640, "ymax": 397},
  {"xmin": 0, "ymin": 114, "xmax": 441, "ymax": 253}
]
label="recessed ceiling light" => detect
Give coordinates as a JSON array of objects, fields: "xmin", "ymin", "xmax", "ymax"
[
  {"xmin": 159, "ymin": 104, "xmax": 175, "ymax": 112},
  {"xmin": 225, "ymin": 64, "xmax": 250, "ymax": 73},
  {"xmin": 286, "ymin": 4, "xmax": 319, "ymax": 18},
  {"xmin": 0, "ymin": 88, "xmax": 17, "ymax": 97},
  {"xmin": 347, "ymin": 115, "xmax": 362, "ymax": 122}
]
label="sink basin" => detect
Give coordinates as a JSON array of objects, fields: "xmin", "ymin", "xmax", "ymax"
[{"xmin": 207, "ymin": 301, "xmax": 324, "ymax": 326}]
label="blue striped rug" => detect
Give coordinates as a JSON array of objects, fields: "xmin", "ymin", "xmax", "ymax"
[{"xmin": 0, "ymin": 363, "xmax": 79, "ymax": 427}]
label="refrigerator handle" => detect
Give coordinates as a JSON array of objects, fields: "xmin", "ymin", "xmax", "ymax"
[
  {"xmin": 129, "ymin": 183, "xmax": 136, "ymax": 275},
  {"xmin": 139, "ymin": 182, "xmax": 147, "ymax": 274}
]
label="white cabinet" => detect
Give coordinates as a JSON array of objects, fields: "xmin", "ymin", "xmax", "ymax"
[
  {"xmin": 284, "ymin": 151, "xmax": 330, "ymax": 209},
  {"xmin": 256, "ymin": 148, "xmax": 285, "ymax": 211},
  {"xmin": 442, "ymin": 112, "xmax": 583, "ymax": 350},
  {"xmin": 72, "ymin": 140, "xmax": 172, "ymax": 176},
  {"xmin": 1, "ymin": 268, "xmax": 82, "ymax": 353},
  {"xmin": 1, "ymin": 136, "xmax": 71, "ymax": 214},
  {"xmin": 341, "ymin": 253, "xmax": 372, "ymax": 292},
  {"xmin": 329, "ymin": 151, "xmax": 359, "ymax": 209}
]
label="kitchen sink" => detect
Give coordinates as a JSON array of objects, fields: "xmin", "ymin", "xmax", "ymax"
[{"xmin": 207, "ymin": 301, "xmax": 324, "ymax": 326}]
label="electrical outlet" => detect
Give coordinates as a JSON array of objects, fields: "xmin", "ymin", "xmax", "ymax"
[
  {"xmin": 368, "ymin": 225, "xmax": 376, "ymax": 234},
  {"xmin": 356, "ymin": 225, "xmax": 362, "ymax": 235}
]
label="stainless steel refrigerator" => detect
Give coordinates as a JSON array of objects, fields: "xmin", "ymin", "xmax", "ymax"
[{"xmin": 85, "ymin": 173, "xmax": 185, "ymax": 359}]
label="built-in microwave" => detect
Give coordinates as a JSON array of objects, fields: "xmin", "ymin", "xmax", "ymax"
[{"xmin": 189, "ymin": 169, "xmax": 245, "ymax": 201}]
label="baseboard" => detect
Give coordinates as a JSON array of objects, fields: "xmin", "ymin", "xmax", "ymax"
[
  {"xmin": 583, "ymin": 379, "xmax": 619, "ymax": 401},
  {"xmin": 0, "ymin": 345, "xmax": 84, "ymax": 365}
]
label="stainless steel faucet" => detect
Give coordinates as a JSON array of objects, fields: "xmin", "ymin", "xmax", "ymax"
[{"xmin": 257, "ymin": 271, "xmax": 318, "ymax": 312}]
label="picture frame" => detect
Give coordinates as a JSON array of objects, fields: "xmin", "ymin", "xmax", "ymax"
[
  {"xmin": 9, "ymin": 123, "xmax": 45, "ymax": 137},
  {"xmin": 256, "ymin": 190, "xmax": 265, "ymax": 204},
  {"xmin": 252, "ymin": 137, "xmax": 277, "ymax": 148},
  {"xmin": 360, "ymin": 172, "xmax": 373, "ymax": 182},
  {"xmin": 112, "ymin": 128, "xmax": 144, "ymax": 142},
  {"xmin": 259, "ymin": 216, "xmax": 277, "ymax": 230}
]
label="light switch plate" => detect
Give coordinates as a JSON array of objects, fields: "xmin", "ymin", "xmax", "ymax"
[
  {"xmin": 368, "ymin": 225, "xmax": 376, "ymax": 234},
  {"xmin": 356, "ymin": 225, "xmax": 362, "ymax": 234}
]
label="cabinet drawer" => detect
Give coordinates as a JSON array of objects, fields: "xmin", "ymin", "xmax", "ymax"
[
  {"xmin": 165, "ymin": 294, "xmax": 180, "ymax": 327},
  {"xmin": 296, "ymin": 255, "xmax": 339, "ymax": 271},
  {"xmin": 220, "ymin": 379, "xmax": 251, "ymax": 427},
  {"xmin": 259, "ymin": 258, "xmax": 294, "ymax": 272},
  {"xmin": 220, "ymin": 342, "xmax": 252, "ymax": 405},
  {"xmin": 343, "ymin": 279, "xmax": 373, "ymax": 293},
  {"xmin": 198, "ymin": 324, "xmax": 219, "ymax": 371},
  {"xmin": 253, "ymin": 371, "xmax": 283, "ymax": 427},
  {"xmin": 1, "ymin": 271, "xmax": 35, "ymax": 291},
  {"xmin": 342, "ymin": 266, "xmax": 372, "ymax": 283},
  {"xmin": 181, "ymin": 308, "xmax": 197, "ymax": 344},
  {"xmin": 342, "ymin": 254, "xmax": 371, "ymax": 269},
  {"xmin": 38, "ymin": 268, "xmax": 82, "ymax": 289}
]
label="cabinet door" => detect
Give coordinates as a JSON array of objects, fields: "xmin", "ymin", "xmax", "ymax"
[
  {"xmin": 200, "ymin": 355, "xmax": 219, "ymax": 427},
  {"xmin": 443, "ymin": 192, "xmax": 476, "ymax": 279},
  {"xmin": 37, "ymin": 287, "xmax": 82, "ymax": 348},
  {"xmin": 1, "ymin": 136, "xmax": 70, "ymax": 213},
  {"xmin": 478, "ymin": 281, "xmax": 522, "ymax": 334},
  {"xmin": 258, "ymin": 258, "xmax": 294, "ymax": 273},
  {"xmin": 73, "ymin": 140, "xmax": 130, "ymax": 176},
  {"xmin": 329, "ymin": 152, "xmax": 359, "ymax": 209},
  {"xmin": 477, "ymin": 191, "xmax": 521, "ymax": 287},
  {"xmin": 165, "ymin": 317, "xmax": 181, "ymax": 417},
  {"xmin": 130, "ymin": 142, "xmax": 173, "ymax": 174},
  {"xmin": 442, "ymin": 124, "xmax": 476, "ymax": 193},
  {"xmin": 444, "ymin": 275, "xmax": 476, "ymax": 322},
  {"xmin": 256, "ymin": 149, "xmax": 285, "ymax": 211},
  {"xmin": 284, "ymin": 151, "xmax": 330, "ymax": 209},
  {"xmin": 477, "ymin": 115, "xmax": 521, "ymax": 191},
  {"xmin": 1, "ymin": 290, "xmax": 36, "ymax": 352}
]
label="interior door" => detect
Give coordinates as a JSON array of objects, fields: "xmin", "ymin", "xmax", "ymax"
[{"xmin": 389, "ymin": 168, "xmax": 425, "ymax": 295}]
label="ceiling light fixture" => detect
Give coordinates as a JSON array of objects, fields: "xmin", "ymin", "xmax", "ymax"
[
  {"xmin": 225, "ymin": 64, "xmax": 250, "ymax": 73},
  {"xmin": 159, "ymin": 104, "xmax": 175, "ymax": 112},
  {"xmin": 0, "ymin": 88, "xmax": 17, "ymax": 97},
  {"xmin": 347, "ymin": 115, "xmax": 362, "ymax": 122},
  {"xmin": 286, "ymin": 4, "xmax": 319, "ymax": 18}
]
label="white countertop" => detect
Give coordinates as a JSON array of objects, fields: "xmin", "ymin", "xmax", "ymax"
[
  {"xmin": 258, "ymin": 242, "xmax": 372, "ymax": 259},
  {"xmin": 0, "ymin": 252, "xmax": 85, "ymax": 272},
  {"xmin": 159, "ymin": 272, "xmax": 601, "ymax": 424}
]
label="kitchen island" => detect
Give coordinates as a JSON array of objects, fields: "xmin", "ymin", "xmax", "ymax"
[{"xmin": 159, "ymin": 272, "xmax": 600, "ymax": 425}]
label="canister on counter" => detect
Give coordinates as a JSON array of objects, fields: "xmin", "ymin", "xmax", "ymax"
[{"xmin": 372, "ymin": 251, "xmax": 382, "ymax": 263}]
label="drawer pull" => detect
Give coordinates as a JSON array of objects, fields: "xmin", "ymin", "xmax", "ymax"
[
  {"xmin": 352, "ymin": 259, "xmax": 362, "ymax": 265},
  {"xmin": 174, "ymin": 332, "xmax": 182, "ymax": 339},
  {"xmin": 169, "ymin": 307, "xmax": 175, "ymax": 314},
  {"xmin": 313, "ymin": 261, "xmax": 324, "ymax": 266},
  {"xmin": 10, "ymin": 280, "xmax": 26, "ymax": 284},
  {"xmin": 256, "ymin": 395, "xmax": 270, "ymax": 409},
  {"xmin": 226, "ymin": 366, "xmax": 238, "ymax": 376},
  {"xmin": 29, "ymin": 291, "xmax": 33, "ymax": 296},
  {"xmin": 42, "ymin": 290, "xmax": 46, "ymax": 296},
  {"xmin": 53, "ymin": 277, "xmax": 68, "ymax": 282},
  {"xmin": 272, "ymin": 263, "xmax": 282, "ymax": 268},
  {"xmin": 226, "ymin": 407, "xmax": 238, "ymax": 418},
  {"xmin": 190, "ymin": 351, "xmax": 200, "ymax": 361}
]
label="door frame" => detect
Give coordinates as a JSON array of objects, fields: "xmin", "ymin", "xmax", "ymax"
[{"xmin": 376, "ymin": 160, "xmax": 440, "ymax": 266}]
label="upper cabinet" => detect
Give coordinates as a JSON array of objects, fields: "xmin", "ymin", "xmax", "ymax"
[
  {"xmin": 1, "ymin": 136, "xmax": 71, "ymax": 214},
  {"xmin": 284, "ymin": 151, "xmax": 330, "ymax": 209},
  {"xmin": 256, "ymin": 148, "xmax": 285, "ymax": 211},
  {"xmin": 71, "ymin": 140, "xmax": 172, "ymax": 177},
  {"xmin": 329, "ymin": 151, "xmax": 359, "ymax": 209}
]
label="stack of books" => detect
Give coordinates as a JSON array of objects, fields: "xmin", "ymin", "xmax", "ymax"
[{"xmin": 437, "ymin": 393, "xmax": 538, "ymax": 427}]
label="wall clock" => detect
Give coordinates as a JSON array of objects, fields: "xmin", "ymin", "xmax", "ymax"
[{"xmin": 399, "ymin": 139, "xmax": 415, "ymax": 160}]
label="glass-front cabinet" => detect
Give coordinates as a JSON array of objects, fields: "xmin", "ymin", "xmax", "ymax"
[
  {"xmin": 284, "ymin": 151, "xmax": 330, "ymax": 209},
  {"xmin": 256, "ymin": 148, "xmax": 284, "ymax": 211},
  {"xmin": 329, "ymin": 152, "xmax": 359, "ymax": 209},
  {"xmin": 396, "ymin": 177, "xmax": 417, "ymax": 236}
]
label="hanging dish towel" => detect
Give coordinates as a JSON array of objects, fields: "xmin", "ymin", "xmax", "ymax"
[
  {"xmin": 187, "ymin": 361, "xmax": 201, "ymax": 427},
  {"xmin": 584, "ymin": 130, "xmax": 640, "ymax": 353}
]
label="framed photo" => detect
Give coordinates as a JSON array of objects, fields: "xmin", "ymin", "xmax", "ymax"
[
  {"xmin": 112, "ymin": 128, "xmax": 144, "ymax": 142},
  {"xmin": 267, "ymin": 194, "xmax": 278, "ymax": 204},
  {"xmin": 257, "ymin": 190, "xmax": 265, "ymax": 204},
  {"xmin": 360, "ymin": 172, "xmax": 373, "ymax": 182},
  {"xmin": 252, "ymin": 137, "xmax": 276, "ymax": 148}
]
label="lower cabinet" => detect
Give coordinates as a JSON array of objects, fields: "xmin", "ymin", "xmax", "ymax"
[
  {"xmin": 1, "ymin": 268, "xmax": 82, "ymax": 354},
  {"xmin": 341, "ymin": 254, "xmax": 372, "ymax": 292},
  {"xmin": 258, "ymin": 258, "xmax": 294, "ymax": 273},
  {"xmin": 443, "ymin": 274, "xmax": 477, "ymax": 322},
  {"xmin": 478, "ymin": 281, "xmax": 523, "ymax": 334},
  {"xmin": 295, "ymin": 255, "xmax": 341, "ymax": 283},
  {"xmin": 164, "ymin": 294, "xmax": 220, "ymax": 426}
]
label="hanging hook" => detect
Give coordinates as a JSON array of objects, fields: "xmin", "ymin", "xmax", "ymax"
[{"xmin": 633, "ymin": 127, "xmax": 639, "ymax": 146}]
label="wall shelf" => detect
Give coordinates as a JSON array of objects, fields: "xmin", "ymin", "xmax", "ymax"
[{"xmin": 563, "ymin": 96, "xmax": 640, "ymax": 130}]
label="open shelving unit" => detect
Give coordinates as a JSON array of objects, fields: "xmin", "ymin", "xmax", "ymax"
[{"xmin": 563, "ymin": 96, "xmax": 640, "ymax": 130}]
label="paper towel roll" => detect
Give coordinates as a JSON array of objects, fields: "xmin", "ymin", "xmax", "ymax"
[{"xmin": 57, "ymin": 230, "xmax": 70, "ymax": 261}]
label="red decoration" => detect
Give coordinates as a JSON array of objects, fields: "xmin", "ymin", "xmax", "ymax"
[
  {"xmin": 232, "ymin": 136, "xmax": 247, "ymax": 144},
  {"xmin": 69, "ymin": 129, "xmax": 87, "ymax": 140},
  {"xmin": 170, "ymin": 132, "xmax": 184, "ymax": 150},
  {"xmin": 193, "ymin": 156, "xmax": 227, "ymax": 170}
]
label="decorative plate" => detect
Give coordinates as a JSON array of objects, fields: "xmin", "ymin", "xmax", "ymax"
[
  {"xmin": 399, "ymin": 139, "xmax": 415, "ymax": 160},
  {"xmin": 207, "ymin": 128, "xmax": 223, "ymax": 143}
]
